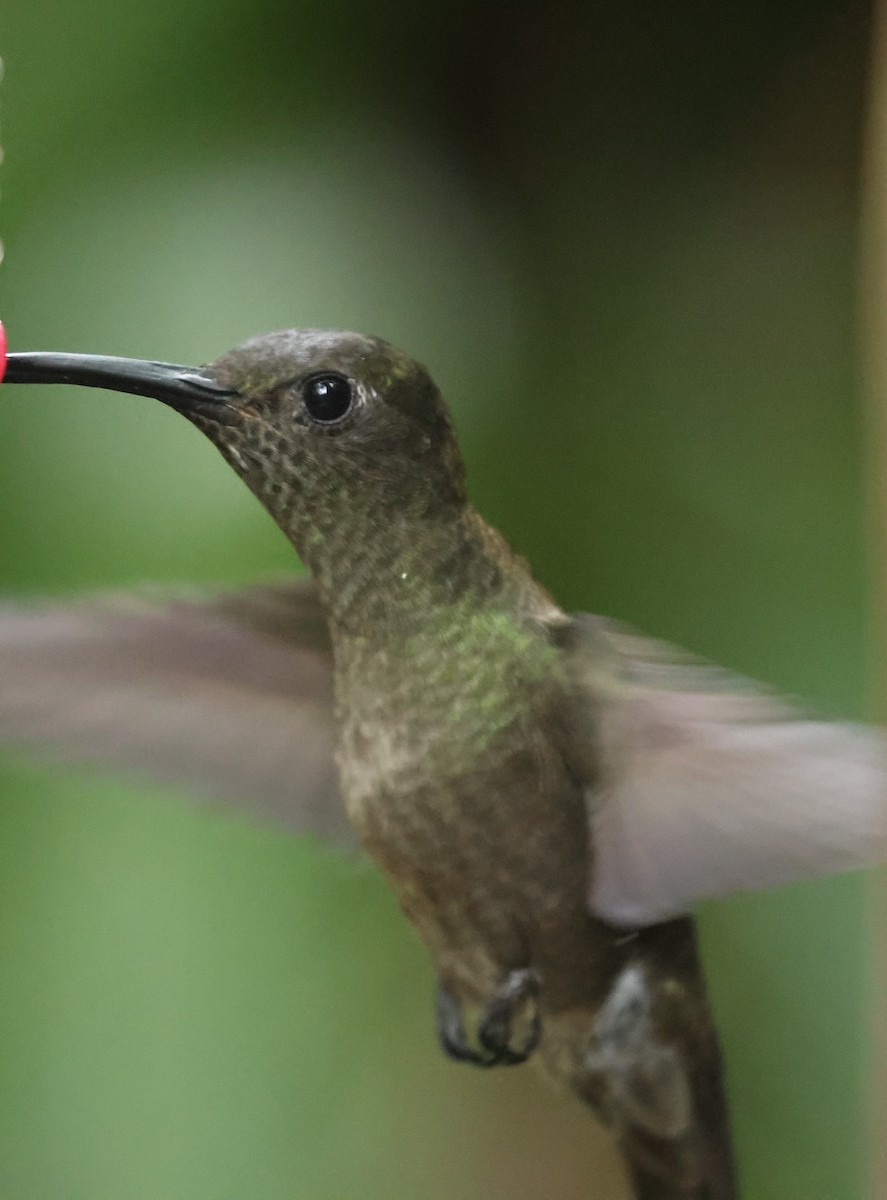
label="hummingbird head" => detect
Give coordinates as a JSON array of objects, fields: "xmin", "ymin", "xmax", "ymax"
[
  {"xmin": 5, "ymin": 330, "xmax": 468, "ymax": 569},
  {"xmin": 206, "ymin": 329, "xmax": 467, "ymax": 525}
]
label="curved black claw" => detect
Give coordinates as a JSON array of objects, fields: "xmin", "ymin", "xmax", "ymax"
[
  {"xmin": 477, "ymin": 968, "xmax": 541, "ymax": 1066},
  {"xmin": 436, "ymin": 983, "xmax": 490, "ymax": 1066},
  {"xmin": 435, "ymin": 969, "xmax": 542, "ymax": 1069}
]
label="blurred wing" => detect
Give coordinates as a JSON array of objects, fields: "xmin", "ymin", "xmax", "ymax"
[
  {"xmin": 0, "ymin": 578, "xmax": 355, "ymax": 848},
  {"xmin": 566, "ymin": 616, "xmax": 887, "ymax": 926}
]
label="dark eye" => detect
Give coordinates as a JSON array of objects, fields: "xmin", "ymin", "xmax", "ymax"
[{"xmin": 302, "ymin": 373, "xmax": 354, "ymax": 424}]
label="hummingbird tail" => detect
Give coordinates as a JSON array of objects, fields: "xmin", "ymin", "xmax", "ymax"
[
  {"xmin": 582, "ymin": 917, "xmax": 737, "ymax": 1199},
  {"xmin": 621, "ymin": 1042, "xmax": 736, "ymax": 1199}
]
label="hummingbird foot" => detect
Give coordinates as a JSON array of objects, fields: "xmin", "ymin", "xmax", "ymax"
[
  {"xmin": 435, "ymin": 969, "xmax": 541, "ymax": 1068},
  {"xmin": 436, "ymin": 983, "xmax": 487, "ymax": 1065},
  {"xmin": 477, "ymin": 967, "xmax": 541, "ymax": 1064}
]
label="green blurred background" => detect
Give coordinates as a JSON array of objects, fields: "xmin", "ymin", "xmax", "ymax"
[{"xmin": 0, "ymin": 1, "xmax": 879, "ymax": 1197}]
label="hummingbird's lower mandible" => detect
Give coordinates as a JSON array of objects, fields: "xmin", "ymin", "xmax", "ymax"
[{"xmin": 2, "ymin": 330, "xmax": 885, "ymax": 1199}]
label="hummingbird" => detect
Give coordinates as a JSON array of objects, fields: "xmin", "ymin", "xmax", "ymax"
[{"xmin": 2, "ymin": 329, "xmax": 885, "ymax": 1199}]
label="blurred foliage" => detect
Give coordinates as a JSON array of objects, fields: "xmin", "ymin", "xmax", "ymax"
[{"xmin": 0, "ymin": 0, "xmax": 878, "ymax": 1197}]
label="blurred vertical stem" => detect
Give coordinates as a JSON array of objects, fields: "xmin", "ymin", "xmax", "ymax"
[{"xmin": 860, "ymin": 0, "xmax": 887, "ymax": 1190}]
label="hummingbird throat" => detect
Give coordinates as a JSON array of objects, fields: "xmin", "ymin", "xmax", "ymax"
[{"xmin": 293, "ymin": 499, "xmax": 555, "ymax": 648}]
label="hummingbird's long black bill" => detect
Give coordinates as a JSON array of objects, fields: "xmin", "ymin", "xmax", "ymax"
[{"xmin": 3, "ymin": 352, "xmax": 237, "ymax": 417}]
